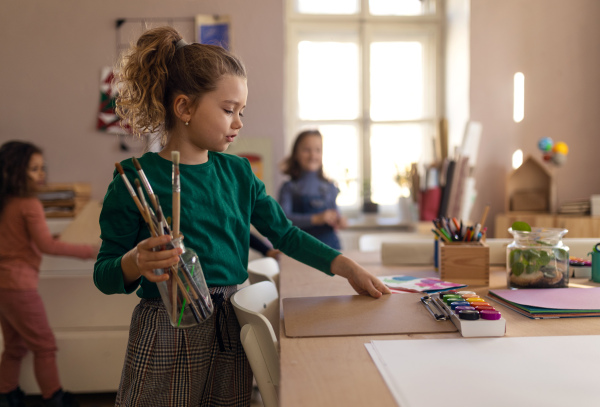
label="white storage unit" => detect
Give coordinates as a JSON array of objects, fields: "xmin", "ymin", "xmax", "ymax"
[{"xmin": 0, "ymin": 256, "xmax": 140, "ymax": 394}]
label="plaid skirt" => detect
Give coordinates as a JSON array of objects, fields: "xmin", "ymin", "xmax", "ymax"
[{"xmin": 115, "ymin": 286, "xmax": 252, "ymax": 407}]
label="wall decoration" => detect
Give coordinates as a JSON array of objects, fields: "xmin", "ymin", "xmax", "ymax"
[
  {"xmin": 538, "ymin": 137, "xmax": 569, "ymax": 167},
  {"xmin": 97, "ymin": 66, "xmax": 127, "ymax": 134},
  {"xmin": 195, "ymin": 15, "xmax": 231, "ymax": 50}
]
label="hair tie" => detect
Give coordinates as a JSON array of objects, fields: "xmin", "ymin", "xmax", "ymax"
[{"xmin": 175, "ymin": 39, "xmax": 189, "ymax": 50}]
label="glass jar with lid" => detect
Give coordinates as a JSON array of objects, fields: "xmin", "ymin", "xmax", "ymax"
[{"xmin": 506, "ymin": 227, "xmax": 569, "ymax": 289}]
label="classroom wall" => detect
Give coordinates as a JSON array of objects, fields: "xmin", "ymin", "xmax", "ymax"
[
  {"xmin": 445, "ymin": 0, "xmax": 470, "ymax": 152},
  {"xmin": 1, "ymin": 1, "xmax": 599, "ymax": 238},
  {"xmin": 470, "ymin": 0, "xmax": 600, "ymax": 236},
  {"xmin": 0, "ymin": 0, "xmax": 284, "ymax": 199}
]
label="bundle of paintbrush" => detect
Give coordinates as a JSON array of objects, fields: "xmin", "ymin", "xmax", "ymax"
[{"xmin": 115, "ymin": 155, "xmax": 214, "ymax": 328}]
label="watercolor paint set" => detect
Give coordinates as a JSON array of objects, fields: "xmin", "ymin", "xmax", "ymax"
[{"xmin": 420, "ymin": 290, "xmax": 506, "ymax": 337}]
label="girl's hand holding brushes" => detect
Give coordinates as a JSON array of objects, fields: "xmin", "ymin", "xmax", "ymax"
[{"xmin": 121, "ymin": 234, "xmax": 182, "ymax": 286}]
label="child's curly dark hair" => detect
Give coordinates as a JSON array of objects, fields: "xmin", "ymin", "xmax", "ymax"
[{"xmin": 0, "ymin": 140, "xmax": 43, "ymax": 213}]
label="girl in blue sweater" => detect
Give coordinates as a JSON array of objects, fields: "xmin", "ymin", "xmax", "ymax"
[{"xmin": 279, "ymin": 130, "xmax": 348, "ymax": 249}]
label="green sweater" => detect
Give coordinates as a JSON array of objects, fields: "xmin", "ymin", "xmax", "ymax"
[{"xmin": 94, "ymin": 152, "xmax": 340, "ymax": 298}]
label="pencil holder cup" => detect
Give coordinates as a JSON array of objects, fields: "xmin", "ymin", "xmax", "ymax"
[
  {"xmin": 437, "ymin": 241, "xmax": 489, "ymax": 286},
  {"xmin": 154, "ymin": 238, "xmax": 214, "ymax": 328},
  {"xmin": 506, "ymin": 227, "xmax": 569, "ymax": 289}
]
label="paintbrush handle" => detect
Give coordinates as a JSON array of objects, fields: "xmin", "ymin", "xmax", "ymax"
[
  {"xmin": 171, "ymin": 268, "xmax": 202, "ymax": 323},
  {"xmin": 178, "ymin": 260, "xmax": 210, "ymax": 318},
  {"xmin": 136, "ymin": 168, "xmax": 159, "ymax": 211},
  {"xmin": 480, "ymin": 205, "xmax": 490, "ymax": 227},
  {"xmin": 172, "ymin": 157, "xmax": 181, "ymax": 238},
  {"xmin": 132, "ymin": 196, "xmax": 150, "ymax": 224},
  {"xmin": 172, "ymin": 193, "xmax": 180, "ymax": 238}
]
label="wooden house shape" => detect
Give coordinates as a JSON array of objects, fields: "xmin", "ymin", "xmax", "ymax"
[{"xmin": 505, "ymin": 155, "xmax": 555, "ymax": 213}]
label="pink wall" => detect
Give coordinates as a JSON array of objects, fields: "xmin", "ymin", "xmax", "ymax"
[
  {"xmin": 0, "ymin": 0, "xmax": 284, "ymax": 199},
  {"xmin": 2, "ymin": 0, "xmax": 599, "ymax": 237},
  {"xmin": 470, "ymin": 0, "xmax": 600, "ymax": 236}
]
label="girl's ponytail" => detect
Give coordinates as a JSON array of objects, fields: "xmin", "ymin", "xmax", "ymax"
[{"xmin": 114, "ymin": 26, "xmax": 181, "ymax": 138}]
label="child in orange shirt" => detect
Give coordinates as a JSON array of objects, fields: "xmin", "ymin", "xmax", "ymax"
[{"xmin": 0, "ymin": 141, "xmax": 97, "ymax": 407}]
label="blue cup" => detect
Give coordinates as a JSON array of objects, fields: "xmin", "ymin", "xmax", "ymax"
[{"xmin": 590, "ymin": 251, "xmax": 600, "ymax": 283}]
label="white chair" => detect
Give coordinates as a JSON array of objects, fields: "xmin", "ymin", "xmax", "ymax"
[
  {"xmin": 231, "ymin": 281, "xmax": 280, "ymax": 407},
  {"xmin": 247, "ymin": 257, "xmax": 280, "ymax": 289}
]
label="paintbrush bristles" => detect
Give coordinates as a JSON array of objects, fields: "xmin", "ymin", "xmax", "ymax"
[
  {"xmin": 171, "ymin": 151, "xmax": 180, "ymax": 165},
  {"xmin": 132, "ymin": 157, "xmax": 142, "ymax": 171},
  {"xmin": 115, "ymin": 162, "xmax": 125, "ymax": 175}
]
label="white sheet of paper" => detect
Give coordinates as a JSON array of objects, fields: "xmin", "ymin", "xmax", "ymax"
[{"xmin": 367, "ymin": 335, "xmax": 600, "ymax": 407}]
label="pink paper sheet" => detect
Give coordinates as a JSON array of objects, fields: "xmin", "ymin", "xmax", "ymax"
[{"xmin": 489, "ymin": 287, "xmax": 600, "ymax": 310}]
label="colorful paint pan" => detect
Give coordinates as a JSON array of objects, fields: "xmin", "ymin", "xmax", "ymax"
[
  {"xmin": 458, "ymin": 309, "xmax": 480, "ymax": 320},
  {"xmin": 454, "ymin": 305, "xmax": 476, "ymax": 312},
  {"xmin": 450, "ymin": 301, "xmax": 470, "ymax": 310},
  {"xmin": 473, "ymin": 305, "xmax": 495, "ymax": 311},
  {"xmin": 480, "ymin": 310, "xmax": 502, "ymax": 320}
]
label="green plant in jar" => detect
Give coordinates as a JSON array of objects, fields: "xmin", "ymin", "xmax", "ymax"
[{"xmin": 507, "ymin": 222, "xmax": 569, "ymax": 289}]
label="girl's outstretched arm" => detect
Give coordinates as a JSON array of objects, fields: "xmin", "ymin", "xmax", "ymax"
[{"xmin": 330, "ymin": 255, "xmax": 391, "ymax": 298}]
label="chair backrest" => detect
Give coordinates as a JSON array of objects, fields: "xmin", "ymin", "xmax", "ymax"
[
  {"xmin": 247, "ymin": 257, "xmax": 280, "ymax": 289},
  {"xmin": 231, "ymin": 281, "xmax": 280, "ymax": 407}
]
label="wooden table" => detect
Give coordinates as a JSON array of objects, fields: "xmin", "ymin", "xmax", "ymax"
[{"xmin": 278, "ymin": 251, "xmax": 600, "ymax": 407}]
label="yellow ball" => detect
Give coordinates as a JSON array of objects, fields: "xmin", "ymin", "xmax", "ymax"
[{"xmin": 552, "ymin": 141, "xmax": 569, "ymax": 155}]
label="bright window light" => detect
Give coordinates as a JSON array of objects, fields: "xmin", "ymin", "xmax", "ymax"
[
  {"xmin": 320, "ymin": 124, "xmax": 360, "ymax": 206},
  {"xmin": 513, "ymin": 72, "xmax": 524, "ymax": 123},
  {"xmin": 512, "ymin": 149, "xmax": 523, "ymax": 169},
  {"xmin": 296, "ymin": 0, "xmax": 359, "ymax": 14},
  {"xmin": 370, "ymin": 0, "xmax": 423, "ymax": 16},
  {"xmin": 371, "ymin": 42, "xmax": 424, "ymax": 121},
  {"xmin": 298, "ymin": 41, "xmax": 360, "ymax": 120},
  {"xmin": 370, "ymin": 124, "xmax": 423, "ymax": 204}
]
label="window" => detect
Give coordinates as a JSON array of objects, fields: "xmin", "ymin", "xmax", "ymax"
[{"xmin": 286, "ymin": 0, "xmax": 443, "ymax": 214}]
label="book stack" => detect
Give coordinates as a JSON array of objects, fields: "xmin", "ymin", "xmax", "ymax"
[
  {"xmin": 38, "ymin": 183, "xmax": 91, "ymax": 218},
  {"xmin": 488, "ymin": 288, "xmax": 600, "ymax": 319},
  {"xmin": 558, "ymin": 199, "xmax": 591, "ymax": 215}
]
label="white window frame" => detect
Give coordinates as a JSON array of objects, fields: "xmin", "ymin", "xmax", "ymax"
[{"xmin": 285, "ymin": 0, "xmax": 445, "ymax": 215}]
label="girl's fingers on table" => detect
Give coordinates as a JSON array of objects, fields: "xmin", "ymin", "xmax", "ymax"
[{"xmin": 372, "ymin": 276, "xmax": 392, "ymax": 295}]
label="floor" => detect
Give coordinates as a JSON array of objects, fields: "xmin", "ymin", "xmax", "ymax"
[{"xmin": 24, "ymin": 389, "xmax": 264, "ymax": 406}]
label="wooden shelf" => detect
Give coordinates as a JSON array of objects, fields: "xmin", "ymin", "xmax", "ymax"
[
  {"xmin": 38, "ymin": 183, "xmax": 91, "ymax": 218},
  {"xmin": 495, "ymin": 212, "xmax": 600, "ymax": 238}
]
